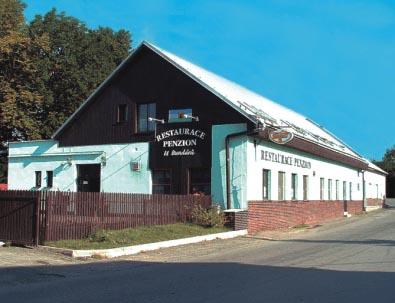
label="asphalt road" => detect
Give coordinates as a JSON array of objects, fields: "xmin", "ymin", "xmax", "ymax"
[{"xmin": 1, "ymin": 209, "xmax": 395, "ymax": 303}]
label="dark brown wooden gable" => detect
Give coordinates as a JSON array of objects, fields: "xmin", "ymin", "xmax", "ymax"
[{"xmin": 56, "ymin": 45, "xmax": 251, "ymax": 147}]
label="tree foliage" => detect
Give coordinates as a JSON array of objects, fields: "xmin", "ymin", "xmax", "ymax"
[
  {"xmin": 0, "ymin": 1, "xmax": 132, "ymax": 182},
  {"xmin": 28, "ymin": 9, "xmax": 131, "ymax": 138},
  {"xmin": 374, "ymin": 146, "xmax": 395, "ymax": 174}
]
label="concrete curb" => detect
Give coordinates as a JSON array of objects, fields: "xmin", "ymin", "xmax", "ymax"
[{"xmin": 41, "ymin": 229, "xmax": 248, "ymax": 259}]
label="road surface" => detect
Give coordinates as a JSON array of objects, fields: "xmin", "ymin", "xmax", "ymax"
[{"xmin": 1, "ymin": 209, "xmax": 395, "ymax": 303}]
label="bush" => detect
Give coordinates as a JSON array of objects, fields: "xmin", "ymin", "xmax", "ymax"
[{"xmin": 191, "ymin": 204, "xmax": 225, "ymax": 227}]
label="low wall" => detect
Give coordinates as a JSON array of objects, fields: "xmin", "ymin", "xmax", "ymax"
[
  {"xmin": 366, "ymin": 198, "xmax": 384, "ymax": 207},
  {"xmin": 248, "ymin": 200, "xmax": 364, "ymax": 234},
  {"xmin": 224, "ymin": 210, "xmax": 248, "ymax": 230}
]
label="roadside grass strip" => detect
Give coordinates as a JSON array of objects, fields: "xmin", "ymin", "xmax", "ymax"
[
  {"xmin": 42, "ymin": 224, "xmax": 247, "ymax": 259},
  {"xmin": 46, "ymin": 223, "xmax": 231, "ymax": 250}
]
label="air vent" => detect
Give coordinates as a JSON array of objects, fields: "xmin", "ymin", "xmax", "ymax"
[{"xmin": 131, "ymin": 162, "xmax": 141, "ymax": 172}]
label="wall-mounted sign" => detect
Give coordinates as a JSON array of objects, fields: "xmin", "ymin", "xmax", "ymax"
[
  {"xmin": 261, "ymin": 150, "xmax": 312, "ymax": 169},
  {"xmin": 269, "ymin": 129, "xmax": 294, "ymax": 145},
  {"xmin": 149, "ymin": 123, "xmax": 210, "ymax": 169}
]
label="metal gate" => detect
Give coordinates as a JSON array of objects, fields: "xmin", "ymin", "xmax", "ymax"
[{"xmin": 0, "ymin": 191, "xmax": 40, "ymax": 245}]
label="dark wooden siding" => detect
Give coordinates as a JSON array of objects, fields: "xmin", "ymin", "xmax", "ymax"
[{"xmin": 56, "ymin": 45, "xmax": 250, "ymax": 147}]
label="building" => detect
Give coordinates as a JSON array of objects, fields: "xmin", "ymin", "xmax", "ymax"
[{"xmin": 8, "ymin": 41, "xmax": 386, "ymax": 213}]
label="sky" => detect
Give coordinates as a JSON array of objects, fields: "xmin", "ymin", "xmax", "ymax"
[{"xmin": 23, "ymin": 0, "xmax": 395, "ymax": 160}]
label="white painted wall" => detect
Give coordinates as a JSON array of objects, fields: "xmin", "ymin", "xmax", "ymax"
[
  {"xmin": 364, "ymin": 170, "xmax": 386, "ymax": 200},
  {"xmin": 8, "ymin": 140, "xmax": 151, "ymax": 193},
  {"xmin": 246, "ymin": 139, "xmax": 369, "ymax": 201}
]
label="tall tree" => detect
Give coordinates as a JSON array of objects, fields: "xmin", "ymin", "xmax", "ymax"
[
  {"xmin": 28, "ymin": 9, "xmax": 131, "ymax": 138},
  {"xmin": 374, "ymin": 146, "xmax": 395, "ymax": 173},
  {"xmin": 0, "ymin": 0, "xmax": 49, "ymax": 183}
]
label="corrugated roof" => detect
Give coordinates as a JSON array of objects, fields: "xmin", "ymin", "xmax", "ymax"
[
  {"xmin": 53, "ymin": 41, "xmax": 383, "ymax": 171},
  {"xmin": 144, "ymin": 42, "xmax": 364, "ymax": 161}
]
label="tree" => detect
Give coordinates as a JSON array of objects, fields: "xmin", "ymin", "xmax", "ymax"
[
  {"xmin": 0, "ymin": 0, "xmax": 49, "ymax": 183},
  {"xmin": 0, "ymin": 0, "xmax": 25, "ymax": 37},
  {"xmin": 0, "ymin": 4, "xmax": 131, "ymax": 183},
  {"xmin": 374, "ymin": 146, "xmax": 395, "ymax": 173},
  {"xmin": 28, "ymin": 9, "xmax": 131, "ymax": 138}
]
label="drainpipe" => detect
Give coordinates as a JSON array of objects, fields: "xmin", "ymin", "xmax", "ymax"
[
  {"xmin": 362, "ymin": 170, "xmax": 366, "ymax": 210},
  {"xmin": 225, "ymin": 130, "xmax": 249, "ymax": 210}
]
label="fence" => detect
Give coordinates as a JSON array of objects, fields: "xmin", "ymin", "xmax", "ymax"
[{"xmin": 0, "ymin": 190, "xmax": 211, "ymax": 244}]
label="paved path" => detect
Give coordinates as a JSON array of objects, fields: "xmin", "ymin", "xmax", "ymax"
[{"xmin": 1, "ymin": 209, "xmax": 395, "ymax": 302}]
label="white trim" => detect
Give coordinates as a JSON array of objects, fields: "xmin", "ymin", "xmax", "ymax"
[{"xmin": 41, "ymin": 229, "xmax": 248, "ymax": 259}]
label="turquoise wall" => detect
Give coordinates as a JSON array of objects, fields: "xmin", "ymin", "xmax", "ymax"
[
  {"xmin": 8, "ymin": 140, "xmax": 151, "ymax": 193},
  {"xmin": 211, "ymin": 123, "xmax": 247, "ymax": 209}
]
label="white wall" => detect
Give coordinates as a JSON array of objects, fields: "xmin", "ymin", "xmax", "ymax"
[
  {"xmin": 364, "ymin": 170, "xmax": 386, "ymax": 200},
  {"xmin": 8, "ymin": 140, "xmax": 151, "ymax": 193},
  {"xmin": 246, "ymin": 139, "xmax": 366, "ymax": 201}
]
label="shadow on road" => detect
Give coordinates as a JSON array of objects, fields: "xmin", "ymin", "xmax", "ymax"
[
  {"xmin": 272, "ymin": 238, "xmax": 395, "ymax": 246},
  {"xmin": 0, "ymin": 258, "xmax": 394, "ymax": 303}
]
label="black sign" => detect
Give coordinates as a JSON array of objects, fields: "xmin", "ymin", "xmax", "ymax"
[{"xmin": 149, "ymin": 122, "xmax": 210, "ymax": 169}]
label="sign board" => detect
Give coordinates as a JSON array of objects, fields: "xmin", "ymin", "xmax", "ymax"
[
  {"xmin": 149, "ymin": 122, "xmax": 210, "ymax": 169},
  {"xmin": 261, "ymin": 150, "xmax": 312, "ymax": 169},
  {"xmin": 269, "ymin": 129, "xmax": 294, "ymax": 144}
]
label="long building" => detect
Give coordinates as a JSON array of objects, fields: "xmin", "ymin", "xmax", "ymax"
[{"xmin": 7, "ymin": 41, "xmax": 386, "ymax": 220}]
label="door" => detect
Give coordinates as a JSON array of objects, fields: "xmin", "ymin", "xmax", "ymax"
[{"xmin": 77, "ymin": 164, "xmax": 101, "ymax": 192}]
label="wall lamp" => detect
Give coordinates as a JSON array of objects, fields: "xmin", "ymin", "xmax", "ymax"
[
  {"xmin": 182, "ymin": 114, "xmax": 199, "ymax": 122},
  {"xmin": 62, "ymin": 157, "xmax": 72, "ymax": 167},
  {"xmin": 148, "ymin": 117, "xmax": 165, "ymax": 124},
  {"xmin": 100, "ymin": 152, "xmax": 107, "ymax": 167}
]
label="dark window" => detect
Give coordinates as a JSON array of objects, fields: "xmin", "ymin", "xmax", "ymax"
[
  {"xmin": 152, "ymin": 170, "xmax": 171, "ymax": 194},
  {"xmin": 349, "ymin": 182, "xmax": 352, "ymax": 200},
  {"xmin": 291, "ymin": 173, "xmax": 298, "ymax": 200},
  {"xmin": 303, "ymin": 175, "xmax": 309, "ymax": 200},
  {"xmin": 328, "ymin": 179, "xmax": 332, "ymax": 200},
  {"xmin": 35, "ymin": 171, "xmax": 41, "ymax": 188},
  {"xmin": 262, "ymin": 169, "xmax": 271, "ymax": 200},
  {"xmin": 278, "ymin": 171, "xmax": 285, "ymax": 200},
  {"xmin": 117, "ymin": 104, "xmax": 127, "ymax": 123},
  {"xmin": 320, "ymin": 178, "xmax": 325, "ymax": 200},
  {"xmin": 190, "ymin": 168, "xmax": 210, "ymax": 195},
  {"xmin": 46, "ymin": 171, "xmax": 53, "ymax": 188},
  {"xmin": 343, "ymin": 181, "xmax": 347, "ymax": 200},
  {"xmin": 138, "ymin": 103, "xmax": 156, "ymax": 133}
]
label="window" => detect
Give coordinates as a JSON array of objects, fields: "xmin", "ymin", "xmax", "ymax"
[
  {"xmin": 35, "ymin": 171, "xmax": 41, "ymax": 188},
  {"xmin": 189, "ymin": 168, "xmax": 211, "ymax": 195},
  {"xmin": 328, "ymin": 179, "xmax": 332, "ymax": 200},
  {"xmin": 320, "ymin": 178, "xmax": 325, "ymax": 200},
  {"xmin": 138, "ymin": 103, "xmax": 156, "ymax": 133},
  {"xmin": 152, "ymin": 170, "xmax": 171, "ymax": 194},
  {"xmin": 262, "ymin": 169, "xmax": 271, "ymax": 200},
  {"xmin": 278, "ymin": 172, "xmax": 286, "ymax": 200},
  {"xmin": 343, "ymin": 181, "xmax": 347, "ymax": 200},
  {"xmin": 349, "ymin": 182, "xmax": 353, "ymax": 200},
  {"xmin": 46, "ymin": 171, "xmax": 53, "ymax": 188},
  {"xmin": 376, "ymin": 184, "xmax": 379, "ymax": 198},
  {"xmin": 116, "ymin": 104, "xmax": 127, "ymax": 123},
  {"xmin": 303, "ymin": 175, "xmax": 309, "ymax": 200},
  {"xmin": 291, "ymin": 173, "xmax": 298, "ymax": 200},
  {"xmin": 335, "ymin": 180, "xmax": 339, "ymax": 200}
]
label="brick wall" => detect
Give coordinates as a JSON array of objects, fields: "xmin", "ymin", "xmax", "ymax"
[
  {"xmin": 366, "ymin": 198, "xmax": 383, "ymax": 207},
  {"xmin": 248, "ymin": 200, "xmax": 364, "ymax": 234},
  {"xmin": 224, "ymin": 211, "xmax": 248, "ymax": 230}
]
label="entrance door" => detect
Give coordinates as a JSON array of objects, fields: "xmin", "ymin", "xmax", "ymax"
[{"xmin": 77, "ymin": 164, "xmax": 101, "ymax": 192}]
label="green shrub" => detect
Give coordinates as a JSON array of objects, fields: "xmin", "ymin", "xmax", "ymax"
[{"xmin": 191, "ymin": 204, "xmax": 225, "ymax": 227}]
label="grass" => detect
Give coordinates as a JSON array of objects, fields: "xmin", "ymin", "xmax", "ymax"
[
  {"xmin": 45, "ymin": 223, "xmax": 230, "ymax": 250},
  {"xmin": 292, "ymin": 223, "xmax": 310, "ymax": 229}
]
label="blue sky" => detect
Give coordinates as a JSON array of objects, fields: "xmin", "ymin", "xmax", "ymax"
[{"xmin": 24, "ymin": 0, "xmax": 395, "ymax": 160}]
